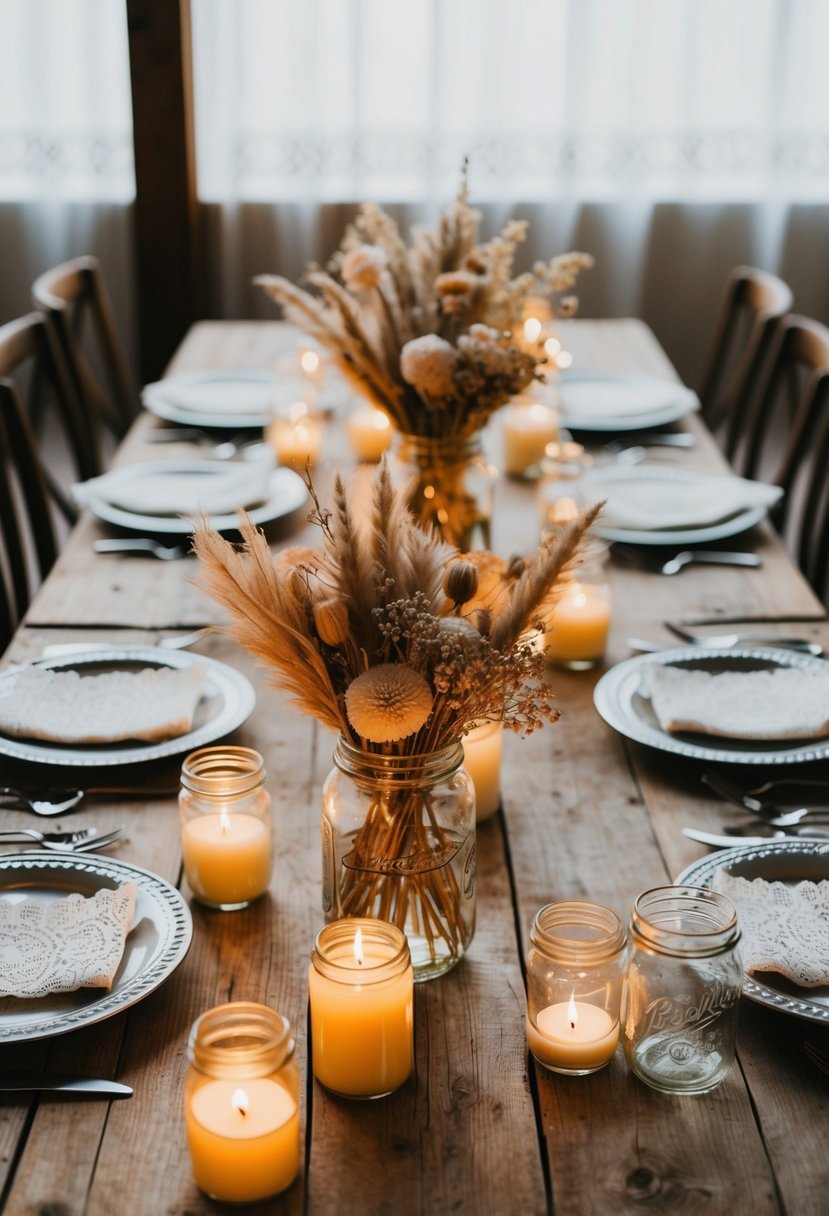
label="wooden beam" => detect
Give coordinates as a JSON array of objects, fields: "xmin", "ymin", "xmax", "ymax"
[{"xmin": 126, "ymin": 0, "xmax": 204, "ymax": 381}]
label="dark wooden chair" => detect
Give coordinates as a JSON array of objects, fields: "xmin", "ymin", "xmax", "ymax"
[
  {"xmin": 697, "ymin": 266, "xmax": 793, "ymax": 450},
  {"xmin": 0, "ymin": 377, "xmax": 59, "ymax": 652},
  {"xmin": 32, "ymin": 255, "xmax": 136, "ymax": 453}
]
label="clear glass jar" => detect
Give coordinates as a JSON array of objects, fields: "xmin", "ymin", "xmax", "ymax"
[
  {"xmin": 526, "ymin": 901, "xmax": 627, "ymax": 1076},
  {"xmin": 184, "ymin": 1001, "xmax": 300, "ymax": 1204},
  {"xmin": 321, "ymin": 737, "xmax": 476, "ymax": 982},
  {"xmin": 308, "ymin": 918, "xmax": 414, "ymax": 1099},
  {"xmin": 536, "ymin": 441, "xmax": 591, "ymax": 532},
  {"xmin": 267, "ymin": 397, "xmax": 324, "ymax": 469},
  {"xmin": 394, "ymin": 431, "xmax": 496, "ymax": 549},
  {"xmin": 501, "ymin": 391, "xmax": 559, "ymax": 480},
  {"xmin": 623, "ymin": 885, "xmax": 742, "ymax": 1095},
  {"xmin": 543, "ymin": 541, "xmax": 611, "ymax": 671},
  {"xmin": 179, "ymin": 746, "xmax": 273, "ymax": 910}
]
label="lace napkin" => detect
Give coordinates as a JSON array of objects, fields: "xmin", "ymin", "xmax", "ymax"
[
  {"xmin": 146, "ymin": 373, "xmax": 275, "ymax": 416},
  {"xmin": 582, "ymin": 467, "xmax": 782, "ymax": 531},
  {"xmin": 558, "ymin": 375, "xmax": 699, "ymax": 422},
  {"xmin": 73, "ymin": 455, "xmax": 275, "ymax": 517},
  {"xmin": 645, "ymin": 665, "xmax": 829, "ymax": 740},
  {"xmin": 0, "ymin": 884, "xmax": 138, "ymax": 998},
  {"xmin": 0, "ymin": 662, "xmax": 206, "ymax": 743},
  {"xmin": 713, "ymin": 871, "xmax": 829, "ymax": 987}
]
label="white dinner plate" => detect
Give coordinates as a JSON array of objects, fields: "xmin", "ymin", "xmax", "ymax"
[
  {"xmin": 593, "ymin": 647, "xmax": 829, "ymax": 766},
  {"xmin": 0, "ymin": 852, "xmax": 192, "ymax": 1042},
  {"xmin": 676, "ymin": 839, "xmax": 829, "ymax": 1024},
  {"xmin": 142, "ymin": 369, "xmax": 274, "ymax": 429},
  {"xmin": 557, "ymin": 371, "xmax": 700, "ymax": 432},
  {"xmin": 0, "ymin": 647, "xmax": 255, "ymax": 767},
  {"xmin": 81, "ymin": 464, "xmax": 307, "ymax": 538}
]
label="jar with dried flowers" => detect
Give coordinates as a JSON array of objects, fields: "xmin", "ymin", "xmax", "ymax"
[{"xmin": 194, "ymin": 461, "xmax": 599, "ymax": 981}]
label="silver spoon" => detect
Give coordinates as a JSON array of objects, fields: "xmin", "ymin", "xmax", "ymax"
[
  {"xmin": 660, "ymin": 551, "xmax": 762, "ymax": 575},
  {"xmin": 93, "ymin": 538, "xmax": 189, "ymax": 561},
  {"xmin": 0, "ymin": 786, "xmax": 177, "ymax": 817}
]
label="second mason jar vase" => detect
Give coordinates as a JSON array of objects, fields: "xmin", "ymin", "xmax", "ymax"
[
  {"xmin": 394, "ymin": 431, "xmax": 496, "ymax": 550},
  {"xmin": 179, "ymin": 746, "xmax": 273, "ymax": 910},
  {"xmin": 321, "ymin": 737, "xmax": 476, "ymax": 982},
  {"xmin": 623, "ymin": 885, "xmax": 742, "ymax": 1095}
]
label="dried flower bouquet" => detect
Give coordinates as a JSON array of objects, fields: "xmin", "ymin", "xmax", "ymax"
[{"xmin": 194, "ymin": 462, "xmax": 599, "ymax": 973}]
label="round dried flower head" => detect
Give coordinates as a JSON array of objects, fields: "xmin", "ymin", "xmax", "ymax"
[
  {"xmin": 345, "ymin": 663, "xmax": 433, "ymax": 743},
  {"xmin": 342, "ymin": 245, "xmax": 388, "ymax": 292},
  {"xmin": 312, "ymin": 597, "xmax": 350, "ymax": 646},
  {"xmin": 443, "ymin": 560, "xmax": 480, "ymax": 606},
  {"xmin": 400, "ymin": 335, "xmax": 457, "ymax": 398},
  {"xmin": 435, "ymin": 269, "xmax": 479, "ymax": 298},
  {"xmin": 438, "ymin": 616, "xmax": 481, "ymax": 642}
]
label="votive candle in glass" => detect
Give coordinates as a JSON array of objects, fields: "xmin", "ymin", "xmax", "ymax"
[
  {"xmin": 268, "ymin": 399, "xmax": 323, "ymax": 469},
  {"xmin": 502, "ymin": 394, "xmax": 559, "ymax": 480},
  {"xmin": 462, "ymin": 719, "xmax": 504, "ymax": 822},
  {"xmin": 308, "ymin": 918, "xmax": 414, "ymax": 1099},
  {"xmin": 184, "ymin": 1002, "xmax": 300, "ymax": 1204},
  {"xmin": 346, "ymin": 404, "xmax": 392, "ymax": 462},
  {"xmin": 526, "ymin": 900, "xmax": 627, "ymax": 1076},
  {"xmin": 179, "ymin": 747, "xmax": 273, "ymax": 910},
  {"xmin": 543, "ymin": 545, "xmax": 611, "ymax": 671}
]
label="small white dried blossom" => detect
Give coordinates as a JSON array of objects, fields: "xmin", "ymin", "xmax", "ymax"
[
  {"xmin": 435, "ymin": 270, "xmax": 479, "ymax": 298},
  {"xmin": 400, "ymin": 334, "xmax": 457, "ymax": 397},
  {"xmin": 467, "ymin": 324, "xmax": 500, "ymax": 343},
  {"xmin": 342, "ymin": 244, "xmax": 388, "ymax": 292}
]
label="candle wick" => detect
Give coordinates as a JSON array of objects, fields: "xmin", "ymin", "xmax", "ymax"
[
  {"xmin": 569, "ymin": 1021, "xmax": 575, "ymax": 1031},
  {"xmin": 238, "ymin": 1107, "xmax": 247, "ymax": 1118}
]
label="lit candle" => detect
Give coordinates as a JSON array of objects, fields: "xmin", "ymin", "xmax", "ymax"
[
  {"xmin": 268, "ymin": 401, "xmax": 324, "ymax": 469},
  {"xmin": 543, "ymin": 581, "xmax": 611, "ymax": 670},
  {"xmin": 308, "ymin": 919, "xmax": 414, "ymax": 1099},
  {"xmin": 527, "ymin": 993, "xmax": 620, "ymax": 1073},
  {"xmin": 502, "ymin": 399, "xmax": 559, "ymax": 478},
  {"xmin": 181, "ymin": 809, "xmax": 272, "ymax": 909},
  {"xmin": 346, "ymin": 404, "xmax": 392, "ymax": 462},
  {"xmin": 462, "ymin": 720, "xmax": 503, "ymax": 822},
  {"xmin": 186, "ymin": 1078, "xmax": 299, "ymax": 1203},
  {"xmin": 300, "ymin": 347, "xmax": 323, "ymax": 384}
]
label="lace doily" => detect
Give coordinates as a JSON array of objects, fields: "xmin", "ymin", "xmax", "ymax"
[
  {"xmin": 0, "ymin": 663, "xmax": 205, "ymax": 744},
  {"xmin": 713, "ymin": 871, "xmax": 829, "ymax": 987},
  {"xmin": 0, "ymin": 884, "xmax": 137, "ymax": 999}
]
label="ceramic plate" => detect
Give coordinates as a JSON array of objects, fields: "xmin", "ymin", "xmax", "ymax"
[
  {"xmin": 593, "ymin": 647, "xmax": 829, "ymax": 765},
  {"xmin": 0, "ymin": 852, "xmax": 192, "ymax": 1042},
  {"xmin": 142, "ymin": 370, "xmax": 274, "ymax": 429},
  {"xmin": 558, "ymin": 372, "xmax": 700, "ymax": 432},
  {"xmin": 676, "ymin": 839, "xmax": 829, "ymax": 1023},
  {"xmin": 0, "ymin": 647, "xmax": 255, "ymax": 767},
  {"xmin": 81, "ymin": 465, "xmax": 307, "ymax": 538}
]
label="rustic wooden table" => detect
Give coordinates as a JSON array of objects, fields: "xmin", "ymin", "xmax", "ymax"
[{"xmin": 1, "ymin": 320, "xmax": 827, "ymax": 1216}]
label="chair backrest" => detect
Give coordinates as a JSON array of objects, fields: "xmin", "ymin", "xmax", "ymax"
[
  {"xmin": 32, "ymin": 255, "xmax": 136, "ymax": 446},
  {"xmin": 698, "ymin": 266, "xmax": 793, "ymax": 442},
  {"xmin": 0, "ymin": 377, "xmax": 59, "ymax": 653}
]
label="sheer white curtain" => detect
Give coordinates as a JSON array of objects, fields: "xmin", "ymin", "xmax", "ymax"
[{"xmin": 191, "ymin": 0, "xmax": 829, "ymax": 383}]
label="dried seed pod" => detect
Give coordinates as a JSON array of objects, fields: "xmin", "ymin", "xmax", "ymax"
[
  {"xmin": 313, "ymin": 597, "xmax": 351, "ymax": 646},
  {"xmin": 443, "ymin": 560, "xmax": 480, "ymax": 606}
]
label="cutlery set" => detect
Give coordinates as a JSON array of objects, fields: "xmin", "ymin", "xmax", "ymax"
[
  {"xmin": 685, "ymin": 771, "xmax": 829, "ymax": 849},
  {"xmin": 0, "ymin": 826, "xmax": 123, "ymax": 852},
  {"xmin": 613, "ymin": 545, "xmax": 763, "ymax": 576}
]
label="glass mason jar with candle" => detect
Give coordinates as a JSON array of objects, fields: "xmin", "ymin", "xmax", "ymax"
[
  {"xmin": 321, "ymin": 737, "xmax": 476, "ymax": 983},
  {"xmin": 501, "ymin": 390, "xmax": 559, "ymax": 481},
  {"xmin": 179, "ymin": 746, "xmax": 273, "ymax": 910},
  {"xmin": 526, "ymin": 900, "xmax": 628, "ymax": 1076},
  {"xmin": 537, "ymin": 441, "xmax": 591, "ymax": 534},
  {"xmin": 543, "ymin": 539, "xmax": 611, "ymax": 671},
  {"xmin": 184, "ymin": 1001, "xmax": 300, "ymax": 1204},
  {"xmin": 393, "ymin": 432, "xmax": 496, "ymax": 550},
  {"xmin": 267, "ymin": 396, "xmax": 324, "ymax": 471},
  {"xmin": 623, "ymin": 885, "xmax": 742, "ymax": 1095}
]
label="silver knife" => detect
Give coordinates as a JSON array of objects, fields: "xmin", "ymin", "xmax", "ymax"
[
  {"xmin": 0, "ymin": 1072, "xmax": 132, "ymax": 1098},
  {"xmin": 682, "ymin": 827, "xmax": 829, "ymax": 848}
]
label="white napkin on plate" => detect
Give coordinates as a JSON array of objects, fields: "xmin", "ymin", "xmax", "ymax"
[
  {"xmin": 583, "ymin": 467, "xmax": 782, "ymax": 531},
  {"xmin": 147, "ymin": 372, "xmax": 274, "ymax": 416},
  {"xmin": 0, "ymin": 663, "xmax": 206, "ymax": 743},
  {"xmin": 559, "ymin": 375, "xmax": 699, "ymax": 421},
  {"xmin": 0, "ymin": 884, "xmax": 137, "ymax": 998},
  {"xmin": 73, "ymin": 455, "xmax": 275, "ymax": 517},
  {"xmin": 713, "ymin": 871, "xmax": 829, "ymax": 987},
  {"xmin": 644, "ymin": 664, "xmax": 829, "ymax": 740}
]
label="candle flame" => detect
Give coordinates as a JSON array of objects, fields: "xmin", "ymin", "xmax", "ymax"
[
  {"xmin": 544, "ymin": 336, "xmax": 561, "ymax": 358},
  {"xmin": 372, "ymin": 412, "xmax": 390, "ymax": 431},
  {"xmin": 572, "ymin": 589, "xmax": 588, "ymax": 609},
  {"xmin": 300, "ymin": 350, "xmax": 320, "ymax": 375},
  {"xmin": 288, "ymin": 400, "xmax": 309, "ymax": 424},
  {"xmin": 219, "ymin": 809, "xmax": 231, "ymax": 835},
  {"xmin": 567, "ymin": 992, "xmax": 578, "ymax": 1030},
  {"xmin": 232, "ymin": 1087, "xmax": 249, "ymax": 1116},
  {"xmin": 353, "ymin": 926, "xmax": 364, "ymax": 965},
  {"xmin": 523, "ymin": 317, "xmax": 542, "ymax": 344},
  {"xmin": 556, "ymin": 350, "xmax": 574, "ymax": 369}
]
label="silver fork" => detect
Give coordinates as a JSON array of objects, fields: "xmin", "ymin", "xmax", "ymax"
[
  {"xmin": 701, "ymin": 772, "xmax": 829, "ymax": 826},
  {"xmin": 667, "ymin": 623, "xmax": 823, "ymax": 656},
  {"xmin": 0, "ymin": 828, "xmax": 122, "ymax": 852}
]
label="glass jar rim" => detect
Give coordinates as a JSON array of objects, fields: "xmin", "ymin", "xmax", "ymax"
[
  {"xmin": 187, "ymin": 1001, "xmax": 294, "ymax": 1078},
  {"xmin": 311, "ymin": 917, "xmax": 412, "ymax": 985},
  {"xmin": 631, "ymin": 885, "xmax": 740, "ymax": 957},
  {"xmin": 530, "ymin": 900, "xmax": 627, "ymax": 964},
  {"xmin": 181, "ymin": 746, "xmax": 266, "ymax": 798},
  {"xmin": 333, "ymin": 736, "xmax": 465, "ymax": 786},
  {"xmin": 397, "ymin": 432, "xmax": 485, "ymax": 462}
]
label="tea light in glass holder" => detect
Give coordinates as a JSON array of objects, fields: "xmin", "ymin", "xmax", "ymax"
[
  {"xmin": 543, "ymin": 542, "xmax": 611, "ymax": 671},
  {"xmin": 346, "ymin": 404, "xmax": 392, "ymax": 463},
  {"xmin": 462, "ymin": 719, "xmax": 504, "ymax": 822},
  {"xmin": 184, "ymin": 1002, "xmax": 300, "ymax": 1203},
  {"xmin": 526, "ymin": 900, "xmax": 627, "ymax": 1076},
  {"xmin": 179, "ymin": 747, "xmax": 273, "ymax": 910},
  {"xmin": 268, "ymin": 399, "xmax": 324, "ymax": 469},
  {"xmin": 308, "ymin": 918, "xmax": 414, "ymax": 1099},
  {"xmin": 502, "ymin": 393, "xmax": 559, "ymax": 480}
]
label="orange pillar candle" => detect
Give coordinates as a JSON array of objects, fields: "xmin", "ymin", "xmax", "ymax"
[
  {"xmin": 346, "ymin": 404, "xmax": 392, "ymax": 462},
  {"xmin": 462, "ymin": 720, "xmax": 503, "ymax": 822},
  {"xmin": 544, "ymin": 580, "xmax": 611, "ymax": 670}
]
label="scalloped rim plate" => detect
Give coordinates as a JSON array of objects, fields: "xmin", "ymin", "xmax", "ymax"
[
  {"xmin": 0, "ymin": 852, "xmax": 192, "ymax": 1041},
  {"xmin": 593, "ymin": 647, "xmax": 829, "ymax": 765},
  {"xmin": 0, "ymin": 647, "xmax": 256, "ymax": 766},
  {"xmin": 676, "ymin": 839, "xmax": 829, "ymax": 1023}
]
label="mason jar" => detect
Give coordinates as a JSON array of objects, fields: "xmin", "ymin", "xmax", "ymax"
[
  {"xmin": 394, "ymin": 431, "xmax": 496, "ymax": 549},
  {"xmin": 623, "ymin": 885, "xmax": 742, "ymax": 1095},
  {"xmin": 321, "ymin": 737, "xmax": 476, "ymax": 982},
  {"xmin": 184, "ymin": 1002, "xmax": 300, "ymax": 1203},
  {"xmin": 543, "ymin": 540, "xmax": 611, "ymax": 671},
  {"xmin": 526, "ymin": 900, "xmax": 628, "ymax": 1075},
  {"xmin": 179, "ymin": 746, "xmax": 273, "ymax": 910}
]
